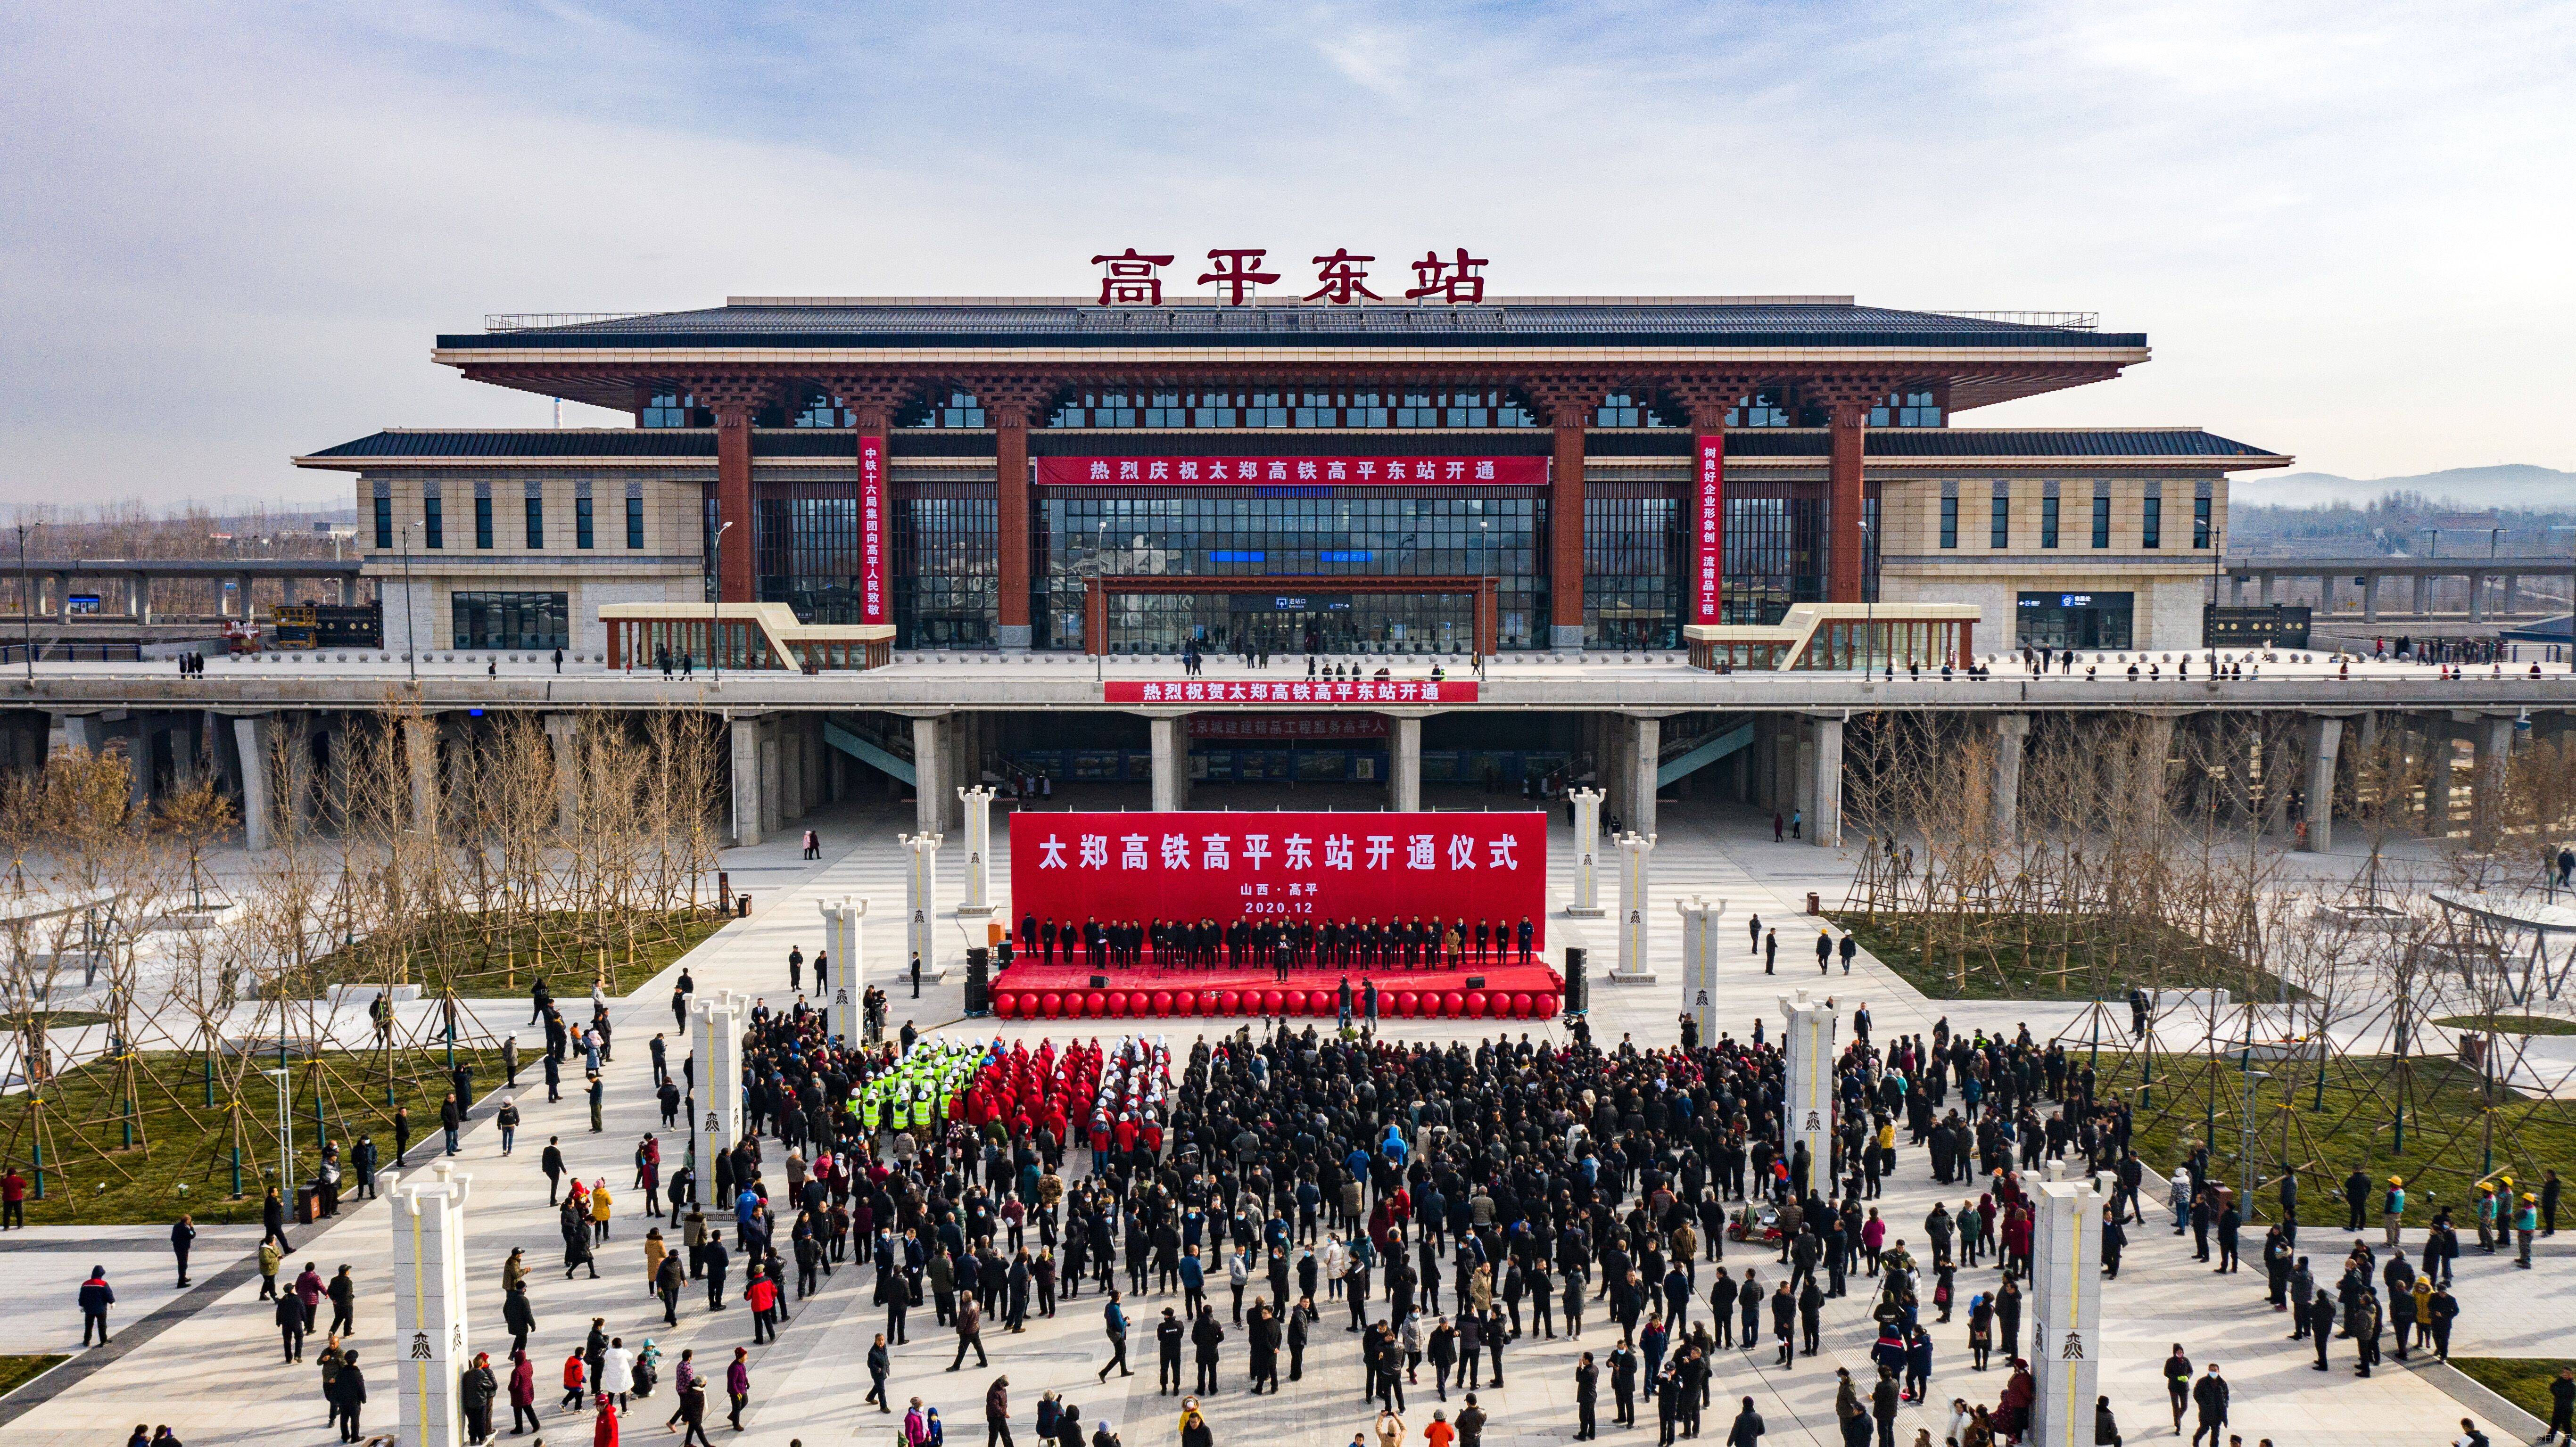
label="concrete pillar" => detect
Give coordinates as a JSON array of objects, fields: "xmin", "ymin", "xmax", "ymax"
[
  {"xmin": 1391, "ymin": 715, "xmax": 1422, "ymax": 812},
  {"xmin": 1809, "ymin": 715, "xmax": 1845, "ymax": 847},
  {"xmin": 284, "ymin": 716, "xmax": 314, "ymax": 830},
  {"xmin": 405, "ymin": 715, "xmax": 439, "ymax": 839},
  {"xmin": 910, "ymin": 715, "xmax": 946, "ymax": 837},
  {"xmin": 2424, "ymin": 721, "xmax": 2455, "ymax": 833},
  {"xmin": 2412, "ymin": 575, "xmax": 2427, "ymax": 614},
  {"xmin": 324, "ymin": 716, "xmax": 351, "ymax": 827},
  {"xmin": 2362, "ymin": 574, "xmax": 2380, "ymax": 624},
  {"xmin": 687, "ymin": 991, "xmax": 746, "ymax": 1206},
  {"xmin": 2504, "ymin": 575, "xmax": 2522, "ymax": 614},
  {"xmin": 2317, "ymin": 574, "xmax": 2335, "ymax": 613},
  {"xmin": 817, "ymin": 898, "xmax": 867, "ymax": 1040},
  {"xmin": 780, "ymin": 724, "xmax": 804, "ymax": 823},
  {"xmin": 2299, "ymin": 715, "xmax": 2345, "ymax": 853},
  {"xmin": 1628, "ymin": 715, "xmax": 1661, "ymax": 837},
  {"xmin": 1675, "ymin": 896, "xmax": 1724, "ymax": 1038},
  {"xmin": 1779, "ymin": 989, "xmax": 1838, "ymax": 1191},
  {"xmin": 2027, "ymin": 1163, "xmax": 2112, "ymax": 1447},
  {"xmin": 129, "ymin": 719, "xmax": 157, "ymax": 812},
  {"xmin": 389, "ymin": 1160, "xmax": 473, "ymax": 1447},
  {"xmin": 542, "ymin": 714, "xmax": 579, "ymax": 832},
  {"xmin": 171, "ymin": 715, "xmax": 200, "ymax": 791},
  {"xmin": 126, "ymin": 574, "xmax": 151, "ymax": 624},
  {"xmin": 235, "ymin": 715, "xmax": 275, "ymax": 853},
  {"xmin": 2472, "ymin": 714, "xmax": 2514, "ymax": 848},
  {"xmin": 1567, "ymin": 787, "xmax": 1606, "ymax": 917},
  {"xmin": 728, "ymin": 715, "xmax": 763, "ymax": 847},
  {"xmin": 59, "ymin": 713, "xmax": 100, "ymax": 755},
  {"xmin": 1993, "ymin": 714, "xmax": 2030, "ymax": 846},
  {"xmin": 956, "ymin": 785, "xmax": 996, "ymax": 917},
  {"xmin": 758, "ymin": 732, "xmax": 782, "ymax": 840},
  {"xmin": 2259, "ymin": 573, "xmax": 2275, "ymax": 605},
  {"xmin": 2229, "ymin": 574, "xmax": 2245, "ymax": 605},
  {"xmin": 2135, "ymin": 715, "xmax": 2173, "ymax": 819},
  {"xmin": 1149, "ymin": 715, "xmax": 1187, "ymax": 812},
  {"xmin": 1610, "ymin": 830, "xmax": 1657, "ymax": 983},
  {"xmin": 340, "ymin": 575, "xmax": 360, "ymax": 607},
  {"xmin": 2468, "ymin": 573, "xmax": 2486, "ymax": 623},
  {"xmin": 900, "ymin": 830, "xmax": 941, "ymax": 981}
]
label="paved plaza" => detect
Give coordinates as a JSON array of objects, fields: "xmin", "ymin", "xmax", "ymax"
[{"xmin": 0, "ymin": 793, "xmax": 2568, "ymax": 1447}]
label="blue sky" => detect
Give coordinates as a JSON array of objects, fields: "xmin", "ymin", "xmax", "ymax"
[{"xmin": 3, "ymin": 0, "xmax": 2570, "ymax": 508}]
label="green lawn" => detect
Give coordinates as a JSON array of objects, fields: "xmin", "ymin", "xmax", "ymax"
[
  {"xmin": 0, "ymin": 1046, "xmax": 504, "ymax": 1225},
  {"xmin": 0, "ymin": 1355, "xmax": 68, "ymax": 1400},
  {"xmin": 2434, "ymin": 1014, "xmax": 2576, "ymax": 1038},
  {"xmin": 2449, "ymin": 1358, "xmax": 2572, "ymax": 1425},
  {"xmin": 2089, "ymin": 1050, "xmax": 2575, "ymax": 1228},
  {"xmin": 281, "ymin": 908, "xmax": 729, "ymax": 1000},
  {"xmin": 0, "ymin": 1011, "xmax": 111, "ymax": 1030},
  {"xmin": 1827, "ymin": 911, "xmax": 2304, "ymax": 1002}
]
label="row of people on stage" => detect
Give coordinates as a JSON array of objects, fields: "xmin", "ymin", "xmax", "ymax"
[{"xmin": 1015, "ymin": 913, "xmax": 1539, "ymax": 972}]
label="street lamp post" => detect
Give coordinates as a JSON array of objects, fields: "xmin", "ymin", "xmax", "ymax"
[
  {"xmin": 16, "ymin": 522, "xmax": 35, "ymax": 680},
  {"xmin": 711, "ymin": 519, "xmax": 734, "ymax": 683},
  {"xmin": 398, "ymin": 521, "xmax": 421, "ymax": 683}
]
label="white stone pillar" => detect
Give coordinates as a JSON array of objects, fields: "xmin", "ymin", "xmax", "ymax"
[
  {"xmin": 389, "ymin": 1160, "xmax": 473, "ymax": 1447},
  {"xmin": 2026, "ymin": 1163, "xmax": 2111, "ymax": 1447},
  {"xmin": 543, "ymin": 714, "xmax": 579, "ymax": 832},
  {"xmin": 1390, "ymin": 715, "xmax": 1422, "ymax": 811},
  {"xmin": 911, "ymin": 715, "xmax": 946, "ymax": 837},
  {"xmin": 2300, "ymin": 715, "xmax": 2344, "ymax": 853},
  {"xmin": 1609, "ymin": 830, "xmax": 1657, "ymax": 983},
  {"xmin": 956, "ymin": 786, "xmax": 996, "ymax": 916},
  {"xmin": 1778, "ymin": 989, "xmax": 1837, "ymax": 1190},
  {"xmin": 1148, "ymin": 715, "xmax": 1187, "ymax": 812},
  {"xmin": 817, "ymin": 898, "xmax": 867, "ymax": 1042},
  {"xmin": 1675, "ymin": 896, "xmax": 1725, "ymax": 1038},
  {"xmin": 1566, "ymin": 787, "xmax": 1606, "ymax": 917},
  {"xmin": 234, "ymin": 715, "xmax": 275, "ymax": 854},
  {"xmin": 1809, "ymin": 714, "xmax": 1845, "ymax": 848},
  {"xmin": 689, "ymin": 991, "xmax": 746, "ymax": 1205},
  {"xmin": 900, "ymin": 831, "xmax": 942, "ymax": 982}
]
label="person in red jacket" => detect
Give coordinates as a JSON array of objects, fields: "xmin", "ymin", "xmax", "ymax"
[
  {"xmin": 746, "ymin": 1266, "xmax": 782, "ymax": 1344},
  {"xmin": 593, "ymin": 1394, "xmax": 619, "ymax": 1447}
]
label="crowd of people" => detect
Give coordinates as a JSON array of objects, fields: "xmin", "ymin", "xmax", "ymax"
[{"xmin": 1016, "ymin": 913, "xmax": 1540, "ymax": 974}]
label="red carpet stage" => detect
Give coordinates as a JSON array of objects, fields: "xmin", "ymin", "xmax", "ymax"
[{"xmin": 988, "ymin": 961, "xmax": 1564, "ymax": 1021}]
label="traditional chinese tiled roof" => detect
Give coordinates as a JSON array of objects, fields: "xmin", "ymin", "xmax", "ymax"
[
  {"xmin": 441, "ymin": 301, "xmax": 2143, "ymax": 352},
  {"xmin": 298, "ymin": 427, "xmax": 2284, "ymax": 467}
]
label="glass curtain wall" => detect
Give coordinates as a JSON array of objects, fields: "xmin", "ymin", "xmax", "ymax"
[
  {"xmin": 1038, "ymin": 490, "xmax": 1539, "ymax": 653},
  {"xmin": 1583, "ymin": 487, "xmax": 1683, "ymax": 648}
]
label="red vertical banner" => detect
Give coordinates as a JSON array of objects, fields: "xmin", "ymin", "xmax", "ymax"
[
  {"xmin": 859, "ymin": 432, "xmax": 888, "ymax": 625},
  {"xmin": 1694, "ymin": 433, "xmax": 1725, "ymax": 625}
]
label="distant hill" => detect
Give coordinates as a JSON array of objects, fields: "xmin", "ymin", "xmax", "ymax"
[{"xmin": 2237, "ymin": 464, "xmax": 2576, "ymax": 510}]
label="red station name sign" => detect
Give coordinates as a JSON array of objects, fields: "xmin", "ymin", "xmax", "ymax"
[{"xmin": 1089, "ymin": 247, "xmax": 1489, "ymax": 306}]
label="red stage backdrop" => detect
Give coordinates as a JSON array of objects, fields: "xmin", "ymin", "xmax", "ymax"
[
  {"xmin": 1103, "ymin": 679, "xmax": 1476, "ymax": 704},
  {"xmin": 1038, "ymin": 455, "xmax": 1545, "ymax": 487},
  {"xmin": 1012, "ymin": 810, "xmax": 1545, "ymax": 945}
]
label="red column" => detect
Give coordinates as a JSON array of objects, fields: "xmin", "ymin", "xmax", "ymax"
[
  {"xmin": 994, "ymin": 403, "xmax": 1033, "ymax": 648},
  {"xmin": 1549, "ymin": 406, "xmax": 1589, "ymax": 648},
  {"xmin": 714, "ymin": 401, "xmax": 756, "ymax": 602},
  {"xmin": 1827, "ymin": 401, "xmax": 1867, "ymax": 603}
]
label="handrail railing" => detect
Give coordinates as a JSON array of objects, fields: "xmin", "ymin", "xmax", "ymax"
[
  {"xmin": 483, "ymin": 312, "xmax": 656, "ymax": 332},
  {"xmin": 1926, "ymin": 311, "xmax": 2099, "ymax": 331}
]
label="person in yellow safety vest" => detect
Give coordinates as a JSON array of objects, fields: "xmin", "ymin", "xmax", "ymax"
[
  {"xmin": 860, "ymin": 1090, "xmax": 883, "ymax": 1132},
  {"xmin": 890, "ymin": 1088, "xmax": 912, "ymax": 1132}
]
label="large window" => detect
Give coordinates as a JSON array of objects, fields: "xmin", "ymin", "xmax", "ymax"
[
  {"xmin": 641, "ymin": 390, "xmax": 696, "ymax": 428},
  {"xmin": 576, "ymin": 494, "xmax": 594, "ymax": 550},
  {"xmin": 2194, "ymin": 495, "xmax": 2212, "ymax": 550},
  {"xmin": 2041, "ymin": 495, "xmax": 2059, "ymax": 549},
  {"xmin": 1593, "ymin": 393, "xmax": 1673, "ymax": 428},
  {"xmin": 1868, "ymin": 390, "xmax": 1945, "ymax": 428},
  {"xmin": 627, "ymin": 494, "xmax": 645, "ymax": 550},
  {"xmin": 1040, "ymin": 492, "xmax": 1542, "ymax": 652},
  {"xmin": 1721, "ymin": 480, "xmax": 1828, "ymax": 624},
  {"xmin": 2142, "ymin": 495, "xmax": 2162, "ymax": 549},
  {"xmin": 1585, "ymin": 490, "xmax": 1682, "ymax": 648},
  {"xmin": 1989, "ymin": 493, "xmax": 2009, "ymax": 550},
  {"xmin": 896, "ymin": 493, "xmax": 998, "ymax": 646},
  {"xmin": 2091, "ymin": 493, "xmax": 2111, "ymax": 549},
  {"xmin": 2015, "ymin": 590, "xmax": 2133, "ymax": 650},
  {"xmin": 525, "ymin": 493, "xmax": 545, "ymax": 549},
  {"xmin": 1725, "ymin": 391, "xmax": 1790, "ymax": 428},
  {"xmin": 1940, "ymin": 496, "xmax": 1958, "ymax": 549},
  {"xmin": 422, "ymin": 493, "xmax": 443, "ymax": 550},
  {"xmin": 373, "ymin": 494, "xmax": 392, "ymax": 550},
  {"xmin": 452, "ymin": 592, "xmax": 568, "ymax": 650},
  {"xmin": 475, "ymin": 495, "xmax": 495, "ymax": 549},
  {"xmin": 1048, "ymin": 387, "xmax": 1532, "ymax": 429}
]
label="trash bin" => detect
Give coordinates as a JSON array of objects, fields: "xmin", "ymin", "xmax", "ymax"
[
  {"xmin": 736, "ymin": 893, "xmax": 752, "ymax": 918},
  {"xmin": 295, "ymin": 1185, "xmax": 317, "ymax": 1225},
  {"xmin": 1807, "ymin": 892, "xmax": 1822, "ymax": 915}
]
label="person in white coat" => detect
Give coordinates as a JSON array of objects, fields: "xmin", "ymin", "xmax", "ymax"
[{"xmin": 599, "ymin": 1338, "xmax": 635, "ymax": 1410}]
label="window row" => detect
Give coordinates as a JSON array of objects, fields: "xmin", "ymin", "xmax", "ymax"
[
  {"xmin": 1937, "ymin": 491, "xmax": 2207, "ymax": 551},
  {"xmin": 374, "ymin": 492, "xmax": 642, "ymax": 551}
]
